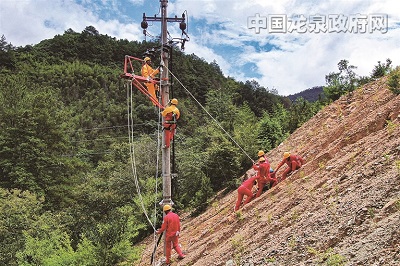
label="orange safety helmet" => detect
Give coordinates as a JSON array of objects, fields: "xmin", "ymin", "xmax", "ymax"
[
  {"xmin": 257, "ymin": 150, "xmax": 265, "ymax": 157},
  {"xmin": 283, "ymin": 152, "xmax": 290, "ymax": 159},
  {"xmin": 163, "ymin": 204, "xmax": 172, "ymax": 212},
  {"xmin": 259, "ymin": 157, "xmax": 266, "ymax": 162},
  {"xmin": 170, "ymin": 98, "xmax": 178, "ymax": 105}
]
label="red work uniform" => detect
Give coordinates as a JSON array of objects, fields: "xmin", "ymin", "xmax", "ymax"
[
  {"xmin": 253, "ymin": 160, "xmax": 277, "ymax": 197},
  {"xmin": 157, "ymin": 211, "xmax": 185, "ymax": 264},
  {"xmin": 275, "ymin": 154, "xmax": 304, "ymax": 181},
  {"xmin": 235, "ymin": 175, "xmax": 258, "ymax": 211},
  {"xmin": 161, "ymin": 104, "xmax": 180, "ymax": 148}
]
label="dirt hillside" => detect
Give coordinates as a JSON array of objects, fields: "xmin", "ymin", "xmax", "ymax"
[{"xmin": 136, "ymin": 77, "xmax": 400, "ymax": 266}]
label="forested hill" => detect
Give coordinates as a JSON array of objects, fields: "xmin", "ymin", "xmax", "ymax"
[
  {"xmin": 287, "ymin": 86, "xmax": 325, "ymax": 102},
  {"xmin": 0, "ymin": 26, "xmax": 325, "ymax": 265}
]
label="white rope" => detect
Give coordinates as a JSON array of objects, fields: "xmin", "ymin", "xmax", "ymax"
[
  {"xmin": 126, "ymin": 81, "xmax": 156, "ymax": 230},
  {"xmin": 164, "ymin": 65, "xmax": 255, "ymax": 163}
]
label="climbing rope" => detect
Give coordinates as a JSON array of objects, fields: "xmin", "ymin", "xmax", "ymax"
[
  {"xmin": 126, "ymin": 81, "xmax": 159, "ymax": 231},
  {"xmin": 163, "ymin": 65, "xmax": 255, "ymax": 163}
]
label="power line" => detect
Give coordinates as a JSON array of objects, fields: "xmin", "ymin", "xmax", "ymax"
[
  {"xmin": 165, "ymin": 64, "xmax": 255, "ymax": 163},
  {"xmin": 66, "ymin": 123, "xmax": 158, "ymax": 133}
]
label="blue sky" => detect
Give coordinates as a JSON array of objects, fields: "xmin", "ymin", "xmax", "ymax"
[{"xmin": 1, "ymin": 0, "xmax": 400, "ymax": 96}]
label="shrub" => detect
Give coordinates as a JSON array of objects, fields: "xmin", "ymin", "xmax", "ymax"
[{"xmin": 387, "ymin": 69, "xmax": 400, "ymax": 95}]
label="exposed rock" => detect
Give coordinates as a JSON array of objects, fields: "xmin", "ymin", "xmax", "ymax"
[{"xmin": 137, "ymin": 77, "xmax": 400, "ymax": 265}]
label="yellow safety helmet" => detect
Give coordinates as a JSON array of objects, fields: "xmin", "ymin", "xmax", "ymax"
[
  {"xmin": 163, "ymin": 204, "xmax": 172, "ymax": 212},
  {"xmin": 144, "ymin": 56, "xmax": 151, "ymax": 62},
  {"xmin": 283, "ymin": 152, "xmax": 290, "ymax": 159},
  {"xmin": 259, "ymin": 157, "xmax": 265, "ymax": 162},
  {"xmin": 171, "ymin": 98, "xmax": 178, "ymax": 105},
  {"xmin": 257, "ymin": 150, "xmax": 265, "ymax": 157}
]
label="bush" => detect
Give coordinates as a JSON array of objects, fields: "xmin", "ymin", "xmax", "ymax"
[{"xmin": 387, "ymin": 69, "xmax": 400, "ymax": 95}]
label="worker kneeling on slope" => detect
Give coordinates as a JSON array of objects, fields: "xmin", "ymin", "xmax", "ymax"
[
  {"xmin": 273, "ymin": 152, "xmax": 304, "ymax": 182},
  {"xmin": 234, "ymin": 174, "xmax": 258, "ymax": 211}
]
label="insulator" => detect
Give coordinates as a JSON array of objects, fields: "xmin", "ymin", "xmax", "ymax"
[
  {"xmin": 179, "ymin": 21, "xmax": 186, "ymax": 31},
  {"xmin": 141, "ymin": 20, "xmax": 148, "ymax": 29}
]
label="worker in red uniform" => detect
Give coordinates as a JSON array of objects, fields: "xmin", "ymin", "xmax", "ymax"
[
  {"xmin": 141, "ymin": 57, "xmax": 160, "ymax": 105},
  {"xmin": 253, "ymin": 156, "xmax": 277, "ymax": 197},
  {"xmin": 156, "ymin": 204, "xmax": 185, "ymax": 265},
  {"xmin": 161, "ymin": 98, "xmax": 180, "ymax": 148},
  {"xmin": 257, "ymin": 150, "xmax": 270, "ymax": 163},
  {"xmin": 234, "ymin": 174, "xmax": 258, "ymax": 211},
  {"xmin": 273, "ymin": 152, "xmax": 305, "ymax": 181},
  {"xmin": 257, "ymin": 150, "xmax": 276, "ymax": 180}
]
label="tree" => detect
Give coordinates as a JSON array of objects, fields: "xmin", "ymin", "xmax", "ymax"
[
  {"xmin": 16, "ymin": 210, "xmax": 99, "ymax": 266},
  {"xmin": 370, "ymin": 58, "xmax": 392, "ymax": 80},
  {"xmin": 256, "ymin": 112, "xmax": 286, "ymax": 152},
  {"xmin": 324, "ymin": 59, "xmax": 358, "ymax": 101},
  {"xmin": 0, "ymin": 189, "xmax": 43, "ymax": 265},
  {"xmin": 0, "ymin": 76, "xmax": 77, "ymax": 209},
  {"xmin": 0, "ymin": 35, "xmax": 15, "ymax": 69}
]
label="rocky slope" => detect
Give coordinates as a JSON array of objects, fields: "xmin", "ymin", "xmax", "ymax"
[{"xmin": 136, "ymin": 77, "xmax": 400, "ymax": 266}]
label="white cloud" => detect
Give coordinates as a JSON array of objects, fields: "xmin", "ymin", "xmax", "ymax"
[
  {"xmin": 169, "ymin": 0, "xmax": 400, "ymax": 95},
  {"xmin": 1, "ymin": 0, "xmax": 399, "ymax": 96},
  {"xmin": 0, "ymin": 0, "xmax": 143, "ymax": 46}
]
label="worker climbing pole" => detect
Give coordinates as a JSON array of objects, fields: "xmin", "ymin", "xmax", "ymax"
[
  {"xmin": 141, "ymin": 2, "xmax": 189, "ymax": 265},
  {"xmin": 120, "ymin": 1, "xmax": 189, "ymax": 265},
  {"xmin": 121, "ymin": 1, "xmax": 188, "ymax": 205},
  {"xmin": 140, "ymin": 0, "xmax": 188, "ymax": 213}
]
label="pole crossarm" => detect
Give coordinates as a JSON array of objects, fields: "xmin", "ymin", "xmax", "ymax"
[{"xmin": 144, "ymin": 16, "xmax": 185, "ymax": 23}]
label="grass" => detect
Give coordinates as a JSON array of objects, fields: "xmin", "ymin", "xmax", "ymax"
[
  {"xmin": 307, "ymin": 247, "xmax": 347, "ymax": 266},
  {"xmin": 290, "ymin": 210, "xmax": 300, "ymax": 222},
  {"xmin": 288, "ymin": 235, "xmax": 297, "ymax": 250},
  {"xmin": 231, "ymin": 235, "xmax": 245, "ymax": 265},
  {"xmin": 382, "ymin": 153, "xmax": 391, "ymax": 164},
  {"xmin": 299, "ymin": 170, "xmax": 305, "ymax": 179},
  {"xmin": 386, "ymin": 120, "xmax": 398, "ymax": 134},
  {"xmin": 267, "ymin": 213, "xmax": 273, "ymax": 224},
  {"xmin": 255, "ymin": 209, "xmax": 261, "ymax": 221},
  {"xmin": 395, "ymin": 199, "xmax": 400, "ymax": 211},
  {"xmin": 235, "ymin": 210, "xmax": 243, "ymax": 221},
  {"xmin": 264, "ymin": 257, "xmax": 276, "ymax": 263},
  {"xmin": 395, "ymin": 160, "xmax": 400, "ymax": 174},
  {"xmin": 367, "ymin": 207, "xmax": 375, "ymax": 218}
]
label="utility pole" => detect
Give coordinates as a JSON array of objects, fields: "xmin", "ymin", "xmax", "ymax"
[
  {"xmin": 141, "ymin": 2, "xmax": 188, "ymax": 260},
  {"xmin": 141, "ymin": 1, "xmax": 187, "ymax": 263},
  {"xmin": 141, "ymin": 0, "xmax": 186, "ymax": 208},
  {"xmin": 141, "ymin": 0, "xmax": 186, "ymax": 206}
]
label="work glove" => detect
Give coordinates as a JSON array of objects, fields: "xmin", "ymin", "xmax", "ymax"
[{"xmin": 176, "ymin": 231, "xmax": 180, "ymax": 236}]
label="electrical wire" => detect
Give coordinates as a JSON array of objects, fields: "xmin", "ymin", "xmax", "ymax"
[{"xmin": 163, "ymin": 65, "xmax": 255, "ymax": 163}]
